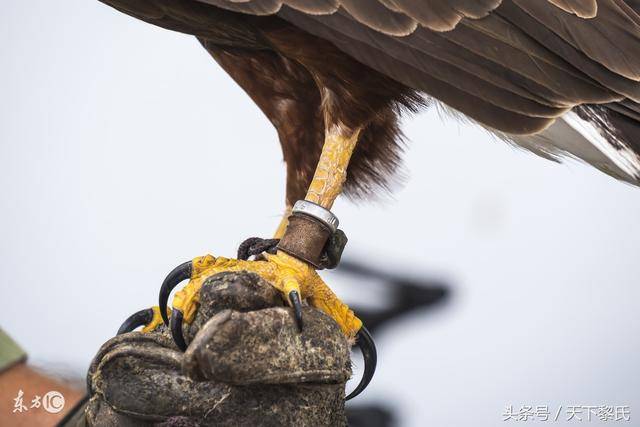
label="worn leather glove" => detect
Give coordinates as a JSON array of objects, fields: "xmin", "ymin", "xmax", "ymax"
[{"xmin": 83, "ymin": 271, "xmax": 351, "ymax": 426}]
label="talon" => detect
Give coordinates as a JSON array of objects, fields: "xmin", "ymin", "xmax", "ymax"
[
  {"xmin": 346, "ymin": 326, "xmax": 377, "ymax": 401},
  {"xmin": 116, "ymin": 308, "xmax": 154, "ymax": 335},
  {"xmin": 170, "ymin": 309, "xmax": 188, "ymax": 351},
  {"xmin": 159, "ymin": 261, "xmax": 193, "ymax": 326},
  {"xmin": 288, "ymin": 290, "xmax": 304, "ymax": 331}
]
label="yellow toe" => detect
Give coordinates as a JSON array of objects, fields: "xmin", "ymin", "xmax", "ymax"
[
  {"xmin": 168, "ymin": 251, "xmax": 362, "ymax": 338},
  {"xmin": 141, "ymin": 306, "xmax": 171, "ymax": 333}
]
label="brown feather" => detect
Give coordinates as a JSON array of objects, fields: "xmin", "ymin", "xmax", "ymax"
[
  {"xmin": 447, "ymin": 0, "xmax": 503, "ymax": 18},
  {"xmin": 513, "ymin": 0, "xmax": 640, "ymax": 81},
  {"xmin": 285, "ymin": 0, "xmax": 339, "ymax": 14},
  {"xmin": 278, "ymin": 7, "xmax": 556, "ymax": 133},
  {"xmin": 198, "ymin": 0, "xmax": 281, "ymax": 15},
  {"xmin": 384, "ymin": 0, "xmax": 464, "ymax": 31},
  {"xmin": 339, "ymin": 0, "xmax": 417, "ymax": 36},
  {"xmin": 98, "ymin": 0, "xmax": 640, "ymax": 195},
  {"xmin": 441, "ymin": 22, "xmax": 620, "ymax": 105},
  {"xmin": 548, "ymin": 0, "xmax": 598, "ymax": 18},
  {"xmin": 496, "ymin": 2, "xmax": 640, "ymax": 100}
]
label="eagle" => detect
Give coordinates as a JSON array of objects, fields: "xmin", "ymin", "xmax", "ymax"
[{"xmin": 102, "ymin": 0, "xmax": 640, "ymax": 401}]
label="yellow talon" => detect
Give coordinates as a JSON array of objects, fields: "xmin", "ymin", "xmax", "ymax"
[{"xmin": 169, "ymin": 251, "xmax": 362, "ymax": 339}]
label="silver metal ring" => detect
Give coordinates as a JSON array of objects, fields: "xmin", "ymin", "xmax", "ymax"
[{"xmin": 292, "ymin": 200, "xmax": 339, "ymax": 233}]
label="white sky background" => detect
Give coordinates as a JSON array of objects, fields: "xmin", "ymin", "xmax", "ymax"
[{"xmin": 1, "ymin": 1, "xmax": 639, "ymax": 426}]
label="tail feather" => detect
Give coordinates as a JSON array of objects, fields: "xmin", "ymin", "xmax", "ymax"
[{"xmin": 509, "ymin": 103, "xmax": 640, "ymax": 185}]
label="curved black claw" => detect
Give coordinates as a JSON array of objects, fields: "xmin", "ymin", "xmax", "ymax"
[
  {"xmin": 159, "ymin": 261, "xmax": 193, "ymax": 326},
  {"xmin": 288, "ymin": 290, "xmax": 304, "ymax": 331},
  {"xmin": 116, "ymin": 308, "xmax": 155, "ymax": 336},
  {"xmin": 346, "ymin": 326, "xmax": 377, "ymax": 401},
  {"xmin": 170, "ymin": 309, "xmax": 188, "ymax": 351}
]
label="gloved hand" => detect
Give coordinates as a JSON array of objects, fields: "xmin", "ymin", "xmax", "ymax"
[{"xmin": 83, "ymin": 271, "xmax": 351, "ymax": 427}]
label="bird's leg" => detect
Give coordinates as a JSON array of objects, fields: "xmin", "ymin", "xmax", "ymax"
[
  {"xmin": 143, "ymin": 124, "xmax": 375, "ymax": 399},
  {"xmin": 159, "ymin": 125, "xmax": 363, "ymax": 340},
  {"xmin": 304, "ymin": 125, "xmax": 360, "ymax": 209},
  {"xmin": 278, "ymin": 124, "xmax": 363, "ymax": 333}
]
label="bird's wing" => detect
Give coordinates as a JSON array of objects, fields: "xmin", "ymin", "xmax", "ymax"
[{"xmin": 196, "ymin": 0, "xmax": 640, "ymax": 184}]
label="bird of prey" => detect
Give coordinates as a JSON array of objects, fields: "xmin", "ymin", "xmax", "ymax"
[{"xmin": 101, "ymin": 0, "xmax": 640, "ymax": 400}]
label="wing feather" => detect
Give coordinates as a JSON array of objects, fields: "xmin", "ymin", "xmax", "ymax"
[
  {"xmin": 447, "ymin": 0, "xmax": 503, "ymax": 19},
  {"xmin": 607, "ymin": 101, "xmax": 640, "ymax": 122},
  {"xmin": 513, "ymin": 0, "xmax": 640, "ymax": 81},
  {"xmin": 197, "ymin": 0, "xmax": 282, "ymax": 15},
  {"xmin": 495, "ymin": 2, "xmax": 640, "ymax": 101},
  {"xmin": 189, "ymin": 0, "xmax": 640, "ymax": 184},
  {"xmin": 100, "ymin": 0, "xmax": 640, "ymax": 185},
  {"xmin": 276, "ymin": 7, "xmax": 554, "ymax": 133},
  {"xmin": 380, "ymin": 0, "xmax": 502, "ymax": 30},
  {"xmin": 548, "ymin": 0, "xmax": 598, "ymax": 18},
  {"xmin": 284, "ymin": 0, "xmax": 339, "ymax": 14},
  {"xmin": 338, "ymin": 0, "xmax": 417, "ymax": 36},
  {"xmin": 382, "ymin": 0, "xmax": 465, "ymax": 32},
  {"xmin": 441, "ymin": 22, "xmax": 620, "ymax": 105},
  {"xmin": 327, "ymin": 10, "xmax": 568, "ymax": 118}
]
